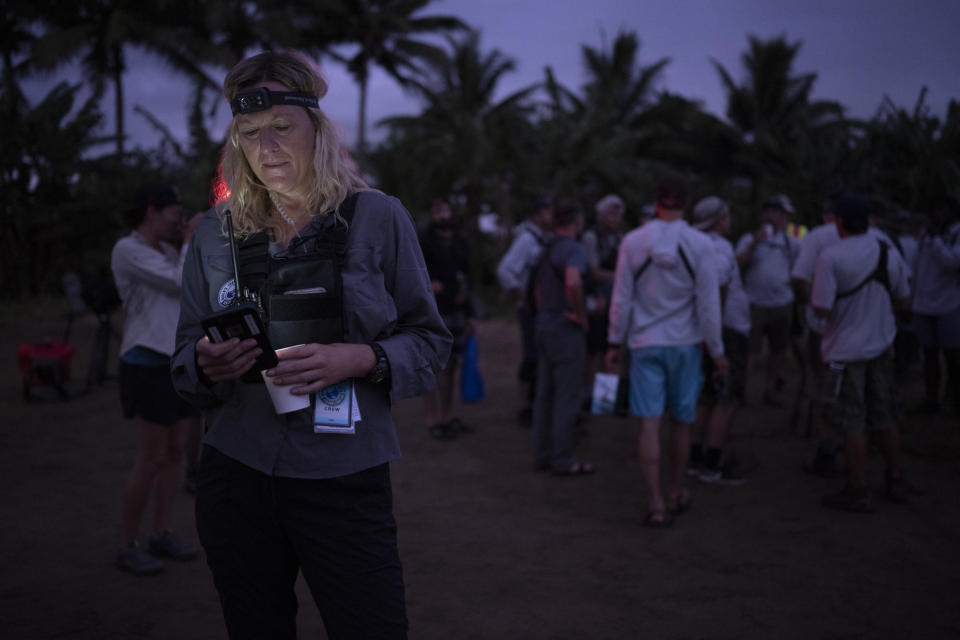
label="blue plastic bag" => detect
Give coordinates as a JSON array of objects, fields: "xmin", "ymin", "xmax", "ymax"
[{"xmin": 460, "ymin": 334, "xmax": 485, "ymax": 403}]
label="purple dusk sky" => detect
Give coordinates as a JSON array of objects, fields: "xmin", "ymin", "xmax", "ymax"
[{"xmin": 22, "ymin": 0, "xmax": 960, "ymax": 153}]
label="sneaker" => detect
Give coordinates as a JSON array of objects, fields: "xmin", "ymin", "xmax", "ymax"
[
  {"xmin": 447, "ymin": 417, "xmax": 475, "ymax": 434},
  {"xmin": 148, "ymin": 530, "xmax": 198, "ymax": 561},
  {"xmin": 117, "ymin": 543, "xmax": 164, "ymax": 576},
  {"xmin": 427, "ymin": 422, "xmax": 457, "ymax": 441},
  {"xmin": 822, "ymin": 485, "xmax": 874, "ymax": 513},
  {"xmin": 698, "ymin": 463, "xmax": 746, "ymax": 486},
  {"xmin": 686, "ymin": 461, "xmax": 704, "ymax": 478},
  {"xmin": 803, "ymin": 452, "xmax": 843, "ymax": 478},
  {"xmin": 885, "ymin": 474, "xmax": 908, "ymax": 504}
]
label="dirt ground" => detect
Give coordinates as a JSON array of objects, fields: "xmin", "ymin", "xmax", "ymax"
[{"xmin": 2, "ymin": 304, "xmax": 960, "ymax": 640}]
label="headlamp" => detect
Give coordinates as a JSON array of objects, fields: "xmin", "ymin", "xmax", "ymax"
[{"xmin": 230, "ymin": 87, "xmax": 319, "ymax": 116}]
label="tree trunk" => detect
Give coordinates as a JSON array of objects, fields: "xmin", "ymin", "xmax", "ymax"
[
  {"xmin": 356, "ymin": 68, "xmax": 368, "ymax": 155},
  {"xmin": 112, "ymin": 44, "xmax": 125, "ymax": 157}
]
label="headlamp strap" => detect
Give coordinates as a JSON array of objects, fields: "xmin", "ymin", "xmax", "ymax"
[{"xmin": 231, "ymin": 87, "xmax": 319, "ymax": 116}]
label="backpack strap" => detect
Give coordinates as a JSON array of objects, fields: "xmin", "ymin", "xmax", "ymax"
[
  {"xmin": 633, "ymin": 245, "xmax": 695, "ymax": 284},
  {"xmin": 677, "ymin": 245, "xmax": 695, "ymax": 280},
  {"xmin": 837, "ymin": 240, "xmax": 890, "ymax": 300},
  {"xmin": 633, "ymin": 257, "xmax": 653, "ymax": 283},
  {"xmin": 526, "ymin": 238, "xmax": 565, "ymax": 312}
]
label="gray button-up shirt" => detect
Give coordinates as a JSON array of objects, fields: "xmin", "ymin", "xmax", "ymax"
[{"xmin": 172, "ymin": 191, "xmax": 452, "ymax": 479}]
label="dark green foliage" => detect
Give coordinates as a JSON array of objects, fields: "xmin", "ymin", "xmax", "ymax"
[{"xmin": 1, "ymin": 5, "xmax": 956, "ymax": 300}]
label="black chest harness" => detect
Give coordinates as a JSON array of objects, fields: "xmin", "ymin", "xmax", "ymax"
[
  {"xmin": 236, "ymin": 195, "xmax": 357, "ymax": 351},
  {"xmin": 836, "ymin": 240, "xmax": 891, "ymax": 300}
]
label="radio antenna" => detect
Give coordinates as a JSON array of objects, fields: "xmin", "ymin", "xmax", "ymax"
[{"xmin": 224, "ymin": 210, "xmax": 244, "ymax": 306}]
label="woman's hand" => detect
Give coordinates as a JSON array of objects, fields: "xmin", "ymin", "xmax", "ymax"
[
  {"xmin": 265, "ymin": 343, "xmax": 376, "ymax": 395},
  {"xmin": 195, "ymin": 336, "xmax": 262, "ymax": 382}
]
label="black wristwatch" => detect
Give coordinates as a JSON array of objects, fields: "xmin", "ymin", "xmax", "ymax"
[{"xmin": 365, "ymin": 342, "xmax": 390, "ymax": 384}]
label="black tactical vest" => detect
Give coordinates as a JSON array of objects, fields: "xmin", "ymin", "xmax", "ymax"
[{"xmin": 237, "ymin": 194, "xmax": 357, "ymax": 359}]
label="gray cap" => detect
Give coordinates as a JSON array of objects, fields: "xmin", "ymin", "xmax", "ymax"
[
  {"xmin": 762, "ymin": 194, "xmax": 795, "ymax": 214},
  {"xmin": 595, "ymin": 194, "xmax": 625, "ymax": 216},
  {"xmin": 692, "ymin": 196, "xmax": 728, "ymax": 230}
]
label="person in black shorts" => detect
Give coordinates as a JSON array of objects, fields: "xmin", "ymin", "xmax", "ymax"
[
  {"xmin": 419, "ymin": 197, "xmax": 476, "ymax": 440},
  {"xmin": 111, "ymin": 183, "xmax": 201, "ymax": 576}
]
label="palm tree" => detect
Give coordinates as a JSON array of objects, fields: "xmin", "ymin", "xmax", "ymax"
[
  {"xmin": 307, "ymin": 0, "xmax": 466, "ymax": 154},
  {"xmin": 580, "ymin": 30, "xmax": 670, "ymax": 128},
  {"xmin": 373, "ymin": 30, "xmax": 537, "ymax": 209},
  {"xmin": 537, "ymin": 31, "xmax": 670, "ymax": 203},
  {"xmin": 0, "ymin": 1, "xmax": 38, "ymax": 134},
  {"xmin": 854, "ymin": 89, "xmax": 960, "ymax": 209},
  {"xmin": 29, "ymin": 0, "xmax": 223, "ymax": 157},
  {"xmin": 712, "ymin": 35, "xmax": 849, "ymax": 213},
  {"xmin": 0, "ymin": 81, "xmax": 105, "ymax": 296}
]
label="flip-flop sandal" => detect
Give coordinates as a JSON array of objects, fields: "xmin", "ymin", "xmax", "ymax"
[
  {"xmin": 669, "ymin": 491, "xmax": 693, "ymax": 515},
  {"xmin": 643, "ymin": 509, "xmax": 673, "ymax": 528},
  {"xmin": 551, "ymin": 461, "xmax": 596, "ymax": 477},
  {"xmin": 447, "ymin": 417, "xmax": 475, "ymax": 433}
]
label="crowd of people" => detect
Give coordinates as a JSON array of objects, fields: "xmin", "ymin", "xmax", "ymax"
[
  {"xmin": 489, "ymin": 174, "xmax": 959, "ymax": 525},
  {"xmin": 99, "ymin": 46, "xmax": 958, "ymax": 640}
]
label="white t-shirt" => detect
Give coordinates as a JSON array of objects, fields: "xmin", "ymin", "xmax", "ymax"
[
  {"xmin": 736, "ymin": 229, "xmax": 800, "ymax": 307},
  {"xmin": 608, "ymin": 219, "xmax": 723, "ymax": 357},
  {"xmin": 812, "ymin": 233, "xmax": 911, "ymax": 362},
  {"xmin": 791, "ymin": 223, "xmax": 840, "ymax": 334},
  {"xmin": 709, "ymin": 232, "xmax": 751, "ymax": 336},
  {"xmin": 911, "ymin": 222, "xmax": 960, "ymax": 316},
  {"xmin": 899, "ymin": 234, "xmax": 919, "ymax": 277},
  {"xmin": 111, "ymin": 232, "xmax": 188, "ymax": 357},
  {"xmin": 496, "ymin": 221, "xmax": 549, "ymax": 292}
]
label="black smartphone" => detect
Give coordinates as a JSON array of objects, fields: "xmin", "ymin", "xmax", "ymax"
[{"xmin": 201, "ymin": 305, "xmax": 278, "ymax": 370}]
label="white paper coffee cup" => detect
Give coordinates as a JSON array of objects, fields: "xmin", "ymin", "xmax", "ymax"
[{"xmin": 261, "ymin": 345, "xmax": 310, "ymax": 414}]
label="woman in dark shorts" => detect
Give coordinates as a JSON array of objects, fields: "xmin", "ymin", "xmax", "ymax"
[{"xmin": 110, "ymin": 183, "xmax": 201, "ymax": 576}]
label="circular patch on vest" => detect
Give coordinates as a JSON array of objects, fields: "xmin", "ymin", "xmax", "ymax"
[
  {"xmin": 217, "ymin": 279, "xmax": 236, "ymax": 308},
  {"xmin": 318, "ymin": 384, "xmax": 347, "ymax": 407}
]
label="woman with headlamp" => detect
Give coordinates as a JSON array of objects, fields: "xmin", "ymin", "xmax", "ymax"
[{"xmin": 172, "ymin": 50, "xmax": 450, "ymax": 639}]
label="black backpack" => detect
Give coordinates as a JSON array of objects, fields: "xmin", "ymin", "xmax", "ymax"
[{"xmin": 525, "ymin": 238, "xmax": 563, "ymax": 314}]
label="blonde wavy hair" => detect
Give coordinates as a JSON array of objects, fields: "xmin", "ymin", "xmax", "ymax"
[{"xmin": 218, "ymin": 50, "xmax": 368, "ymax": 239}]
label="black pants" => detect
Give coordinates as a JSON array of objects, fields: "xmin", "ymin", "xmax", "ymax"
[{"xmin": 195, "ymin": 446, "xmax": 408, "ymax": 639}]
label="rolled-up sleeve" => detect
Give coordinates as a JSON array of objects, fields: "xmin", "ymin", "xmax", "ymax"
[{"xmin": 171, "ymin": 213, "xmax": 235, "ymax": 408}]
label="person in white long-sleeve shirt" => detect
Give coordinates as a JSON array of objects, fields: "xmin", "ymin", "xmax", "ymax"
[
  {"xmin": 910, "ymin": 197, "xmax": 960, "ymax": 415},
  {"xmin": 110, "ymin": 183, "xmax": 201, "ymax": 576},
  {"xmin": 811, "ymin": 194, "xmax": 911, "ymax": 512},
  {"xmin": 606, "ymin": 175, "xmax": 727, "ymax": 527},
  {"xmin": 495, "ymin": 197, "xmax": 554, "ymax": 425}
]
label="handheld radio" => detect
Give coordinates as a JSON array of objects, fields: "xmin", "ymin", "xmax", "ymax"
[{"xmin": 201, "ymin": 210, "xmax": 279, "ymax": 371}]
